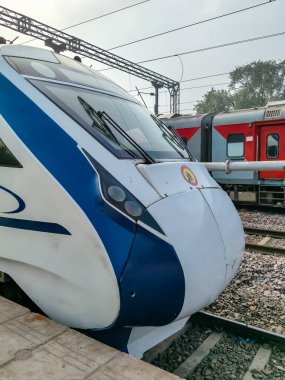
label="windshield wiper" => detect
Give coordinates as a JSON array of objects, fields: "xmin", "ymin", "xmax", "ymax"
[
  {"xmin": 150, "ymin": 115, "xmax": 194, "ymax": 161},
  {"xmin": 78, "ymin": 96, "xmax": 155, "ymax": 164},
  {"xmin": 78, "ymin": 96, "xmax": 119, "ymax": 143},
  {"xmin": 97, "ymin": 111, "xmax": 156, "ymax": 164}
]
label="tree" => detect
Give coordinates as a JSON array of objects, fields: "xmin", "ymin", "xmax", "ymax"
[
  {"xmin": 194, "ymin": 88, "xmax": 234, "ymax": 114},
  {"xmin": 193, "ymin": 60, "xmax": 285, "ymax": 113},
  {"xmin": 230, "ymin": 60, "xmax": 285, "ymax": 109}
]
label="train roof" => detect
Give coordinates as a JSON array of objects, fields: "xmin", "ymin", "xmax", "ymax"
[
  {"xmin": 213, "ymin": 107, "xmax": 264, "ymax": 126},
  {"xmin": 159, "ymin": 113, "xmax": 209, "ymax": 128},
  {"xmin": 159, "ymin": 100, "xmax": 285, "ymax": 127},
  {"xmin": 0, "ymin": 44, "xmax": 137, "ymax": 103},
  {"xmin": 0, "ymin": 44, "xmax": 59, "ymax": 62},
  {"xmin": 213, "ymin": 101, "xmax": 285, "ymax": 126}
]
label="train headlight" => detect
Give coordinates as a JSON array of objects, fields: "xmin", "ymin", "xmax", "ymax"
[
  {"xmin": 124, "ymin": 201, "xmax": 143, "ymax": 218},
  {"xmin": 107, "ymin": 186, "xmax": 126, "ymax": 202}
]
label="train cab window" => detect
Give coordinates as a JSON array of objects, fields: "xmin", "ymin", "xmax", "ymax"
[
  {"xmin": 227, "ymin": 134, "xmax": 244, "ymax": 158},
  {"xmin": 266, "ymin": 134, "xmax": 279, "ymax": 159},
  {"xmin": 30, "ymin": 80, "xmax": 190, "ymax": 160},
  {"xmin": 0, "ymin": 140, "xmax": 22, "ymax": 168}
]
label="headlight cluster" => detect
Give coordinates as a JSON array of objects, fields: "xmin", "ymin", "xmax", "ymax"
[
  {"xmin": 83, "ymin": 150, "xmax": 144, "ymax": 221},
  {"xmin": 107, "ymin": 185, "xmax": 143, "ymax": 219},
  {"xmin": 83, "ymin": 150, "xmax": 164, "ymax": 235}
]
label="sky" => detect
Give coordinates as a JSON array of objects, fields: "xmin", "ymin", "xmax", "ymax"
[{"xmin": 1, "ymin": 0, "xmax": 285, "ymax": 115}]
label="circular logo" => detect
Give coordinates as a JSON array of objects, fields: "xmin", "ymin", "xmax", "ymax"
[{"xmin": 181, "ymin": 165, "xmax": 198, "ymax": 186}]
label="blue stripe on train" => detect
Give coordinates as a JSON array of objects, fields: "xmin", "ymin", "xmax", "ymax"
[
  {"xmin": 0, "ymin": 74, "xmax": 185, "ymax": 324},
  {"xmin": 0, "ymin": 185, "xmax": 26, "ymax": 214},
  {"xmin": 0, "ymin": 74, "xmax": 135, "ymax": 278},
  {"xmin": 117, "ymin": 224, "xmax": 185, "ymax": 326},
  {"xmin": 0, "ymin": 216, "xmax": 71, "ymax": 235}
]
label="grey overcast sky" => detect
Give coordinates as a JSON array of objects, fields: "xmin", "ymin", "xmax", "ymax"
[{"xmin": 1, "ymin": 0, "xmax": 285, "ymax": 114}]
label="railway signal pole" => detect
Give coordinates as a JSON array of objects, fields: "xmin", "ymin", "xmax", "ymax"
[{"xmin": 0, "ymin": 5, "xmax": 180, "ymax": 115}]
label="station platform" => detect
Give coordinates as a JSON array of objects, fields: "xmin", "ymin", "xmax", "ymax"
[{"xmin": 0, "ymin": 296, "xmax": 180, "ymax": 379}]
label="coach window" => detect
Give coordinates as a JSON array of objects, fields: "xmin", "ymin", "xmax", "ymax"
[
  {"xmin": 227, "ymin": 134, "xmax": 245, "ymax": 158},
  {"xmin": 0, "ymin": 140, "xmax": 22, "ymax": 168},
  {"xmin": 267, "ymin": 134, "xmax": 279, "ymax": 159}
]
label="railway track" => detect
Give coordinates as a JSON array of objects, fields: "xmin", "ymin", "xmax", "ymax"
[
  {"xmin": 144, "ymin": 311, "xmax": 285, "ymax": 379},
  {"xmin": 244, "ymin": 227, "xmax": 285, "ymax": 255}
]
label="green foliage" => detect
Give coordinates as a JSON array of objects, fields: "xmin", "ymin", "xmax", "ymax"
[
  {"xmin": 193, "ymin": 60, "xmax": 285, "ymax": 113},
  {"xmin": 194, "ymin": 88, "xmax": 234, "ymax": 114},
  {"xmin": 230, "ymin": 60, "xmax": 285, "ymax": 108}
]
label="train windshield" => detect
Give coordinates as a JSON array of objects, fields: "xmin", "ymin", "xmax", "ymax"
[{"xmin": 6, "ymin": 54, "xmax": 190, "ymax": 161}]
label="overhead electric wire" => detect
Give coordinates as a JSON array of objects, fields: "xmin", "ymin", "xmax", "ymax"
[
  {"xmin": 131, "ymin": 81, "xmax": 229, "ymax": 95},
  {"xmin": 180, "ymin": 108, "xmax": 195, "ymax": 112},
  {"xmin": 137, "ymin": 100, "xmax": 199, "ymax": 112},
  {"xmin": 180, "ymin": 82, "xmax": 229, "ymax": 91},
  {"xmin": 107, "ymin": 0, "xmax": 276, "ymax": 51},
  {"xmin": 129, "ymin": 85, "xmax": 157, "ymax": 92},
  {"xmin": 156, "ymin": 82, "xmax": 229, "ymax": 94},
  {"xmin": 58, "ymin": 0, "xmax": 150, "ymax": 31},
  {"xmin": 128, "ymin": 72, "xmax": 230, "ymax": 92},
  {"xmin": 154, "ymin": 100, "xmax": 199, "ymax": 107},
  {"xmin": 181, "ymin": 72, "xmax": 230, "ymax": 83},
  {"xmin": 100, "ymin": 29, "xmax": 285, "ymax": 73},
  {"xmin": 19, "ymin": 0, "xmax": 150, "ymax": 45},
  {"xmin": 180, "ymin": 100, "xmax": 198, "ymax": 104},
  {"xmin": 136, "ymin": 30, "xmax": 285, "ymax": 65}
]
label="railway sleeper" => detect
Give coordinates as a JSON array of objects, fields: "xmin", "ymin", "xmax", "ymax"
[{"xmin": 145, "ymin": 312, "xmax": 285, "ymax": 379}]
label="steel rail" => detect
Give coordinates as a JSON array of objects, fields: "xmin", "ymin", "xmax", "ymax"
[
  {"xmin": 144, "ymin": 310, "xmax": 285, "ymax": 366},
  {"xmin": 245, "ymin": 243, "xmax": 285, "ymax": 255},
  {"xmin": 244, "ymin": 227, "xmax": 285, "ymax": 255},
  {"xmin": 244, "ymin": 227, "xmax": 285, "ymax": 238},
  {"xmin": 191, "ymin": 311, "xmax": 285, "ymax": 350}
]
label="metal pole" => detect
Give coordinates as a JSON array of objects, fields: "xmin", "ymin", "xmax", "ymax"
[
  {"xmin": 154, "ymin": 85, "xmax": 159, "ymax": 115},
  {"xmin": 173, "ymin": 84, "xmax": 180, "ymax": 114},
  {"xmin": 152, "ymin": 82, "xmax": 163, "ymax": 115},
  {"xmin": 202, "ymin": 160, "xmax": 285, "ymax": 172}
]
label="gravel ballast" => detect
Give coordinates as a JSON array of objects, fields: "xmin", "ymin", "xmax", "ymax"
[
  {"xmin": 205, "ymin": 252, "xmax": 285, "ymax": 334},
  {"xmin": 152, "ymin": 209, "xmax": 285, "ymax": 379},
  {"xmin": 187, "ymin": 334, "xmax": 258, "ymax": 380},
  {"xmin": 151, "ymin": 323, "xmax": 211, "ymax": 373},
  {"xmin": 239, "ymin": 208, "xmax": 285, "ymax": 232},
  {"xmin": 205, "ymin": 208, "xmax": 285, "ymax": 332}
]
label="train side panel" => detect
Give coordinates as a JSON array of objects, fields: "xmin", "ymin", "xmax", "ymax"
[
  {"xmin": 212, "ymin": 105, "xmax": 285, "ymax": 207},
  {"xmin": 163, "ymin": 102, "xmax": 285, "ymax": 207},
  {"xmin": 211, "ymin": 108, "xmax": 264, "ymax": 184},
  {"xmin": 255, "ymin": 118, "xmax": 285, "ymax": 179}
]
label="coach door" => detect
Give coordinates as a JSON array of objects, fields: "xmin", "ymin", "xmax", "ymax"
[{"xmin": 259, "ymin": 124, "xmax": 285, "ymax": 179}]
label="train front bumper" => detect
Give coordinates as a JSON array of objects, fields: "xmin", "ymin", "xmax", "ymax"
[
  {"xmin": 146, "ymin": 186, "xmax": 244, "ymax": 320},
  {"xmin": 117, "ymin": 162, "xmax": 244, "ymax": 326},
  {"xmin": 139, "ymin": 161, "xmax": 244, "ymax": 319}
]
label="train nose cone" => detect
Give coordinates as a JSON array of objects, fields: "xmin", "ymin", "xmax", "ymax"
[
  {"xmin": 146, "ymin": 187, "xmax": 244, "ymax": 319},
  {"xmin": 199, "ymin": 188, "xmax": 244, "ymax": 285}
]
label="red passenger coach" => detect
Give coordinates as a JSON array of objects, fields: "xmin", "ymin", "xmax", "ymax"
[
  {"xmin": 161, "ymin": 113, "xmax": 214, "ymax": 162},
  {"xmin": 258, "ymin": 120, "xmax": 285, "ymax": 180},
  {"xmin": 160, "ymin": 101, "xmax": 285, "ymax": 207}
]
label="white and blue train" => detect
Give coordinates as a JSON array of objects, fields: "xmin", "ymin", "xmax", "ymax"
[{"xmin": 0, "ymin": 44, "xmax": 244, "ymax": 357}]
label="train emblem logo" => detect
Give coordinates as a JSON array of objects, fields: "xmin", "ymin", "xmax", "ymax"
[{"xmin": 181, "ymin": 165, "xmax": 198, "ymax": 186}]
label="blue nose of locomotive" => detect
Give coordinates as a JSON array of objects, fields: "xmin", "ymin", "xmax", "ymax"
[{"xmin": 117, "ymin": 162, "xmax": 244, "ymax": 326}]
